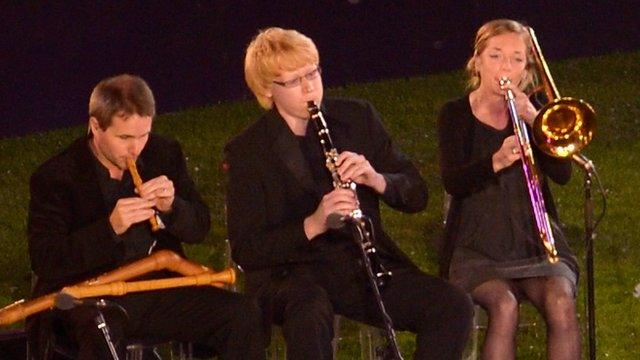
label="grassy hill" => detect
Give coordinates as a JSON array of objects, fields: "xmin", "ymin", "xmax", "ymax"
[{"xmin": 1, "ymin": 51, "xmax": 639, "ymax": 359}]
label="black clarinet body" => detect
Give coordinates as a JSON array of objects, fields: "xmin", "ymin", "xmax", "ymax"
[
  {"xmin": 307, "ymin": 101, "xmax": 403, "ymax": 359},
  {"xmin": 307, "ymin": 101, "xmax": 392, "ymax": 286}
]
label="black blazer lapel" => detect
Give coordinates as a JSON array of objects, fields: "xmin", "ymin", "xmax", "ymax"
[
  {"xmin": 70, "ymin": 138, "xmax": 109, "ymax": 223},
  {"xmin": 267, "ymin": 110, "xmax": 318, "ymax": 195},
  {"xmin": 318, "ymin": 102, "xmax": 357, "ymax": 155}
]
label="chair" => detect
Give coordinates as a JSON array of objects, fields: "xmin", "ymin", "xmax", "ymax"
[
  {"xmin": 124, "ymin": 340, "xmax": 164, "ymax": 360},
  {"xmin": 462, "ymin": 303, "xmax": 540, "ymax": 360},
  {"xmin": 126, "ymin": 340, "xmax": 197, "ymax": 360},
  {"xmin": 27, "ymin": 321, "xmax": 193, "ymax": 360}
]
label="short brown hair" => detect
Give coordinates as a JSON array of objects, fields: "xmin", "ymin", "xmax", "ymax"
[
  {"xmin": 244, "ymin": 27, "xmax": 319, "ymax": 109},
  {"xmin": 465, "ymin": 19, "xmax": 537, "ymax": 92},
  {"xmin": 89, "ymin": 74, "xmax": 156, "ymax": 129}
]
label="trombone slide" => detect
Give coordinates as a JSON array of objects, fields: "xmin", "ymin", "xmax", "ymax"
[{"xmin": 503, "ymin": 83, "xmax": 559, "ymax": 263}]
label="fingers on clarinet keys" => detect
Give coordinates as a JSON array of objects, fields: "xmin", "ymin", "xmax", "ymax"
[
  {"xmin": 327, "ymin": 212, "xmax": 367, "ymax": 229},
  {"xmin": 327, "ymin": 213, "xmax": 346, "ymax": 229}
]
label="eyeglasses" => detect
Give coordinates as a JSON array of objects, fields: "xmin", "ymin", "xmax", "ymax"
[{"xmin": 273, "ymin": 66, "xmax": 322, "ymax": 88}]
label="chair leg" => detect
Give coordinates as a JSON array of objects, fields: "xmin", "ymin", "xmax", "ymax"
[
  {"xmin": 171, "ymin": 341, "xmax": 193, "ymax": 360},
  {"xmin": 461, "ymin": 304, "xmax": 483, "ymax": 360},
  {"xmin": 463, "ymin": 302, "xmax": 539, "ymax": 360},
  {"xmin": 331, "ymin": 315, "xmax": 341, "ymax": 357},
  {"xmin": 125, "ymin": 343, "xmax": 144, "ymax": 360},
  {"xmin": 359, "ymin": 325, "xmax": 374, "ymax": 360},
  {"xmin": 269, "ymin": 326, "xmax": 286, "ymax": 360},
  {"xmin": 359, "ymin": 324, "xmax": 385, "ymax": 360},
  {"xmin": 126, "ymin": 342, "xmax": 163, "ymax": 360}
]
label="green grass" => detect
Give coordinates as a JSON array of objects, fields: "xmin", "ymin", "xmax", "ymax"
[{"xmin": 1, "ymin": 51, "xmax": 639, "ymax": 359}]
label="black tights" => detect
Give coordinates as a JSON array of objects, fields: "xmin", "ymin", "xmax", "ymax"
[{"xmin": 472, "ymin": 276, "xmax": 580, "ymax": 360}]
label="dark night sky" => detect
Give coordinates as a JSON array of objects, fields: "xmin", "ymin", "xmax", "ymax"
[{"xmin": 2, "ymin": 1, "xmax": 639, "ymax": 138}]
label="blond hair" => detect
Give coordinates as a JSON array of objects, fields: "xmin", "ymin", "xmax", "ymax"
[
  {"xmin": 244, "ymin": 27, "xmax": 319, "ymax": 109},
  {"xmin": 465, "ymin": 19, "xmax": 537, "ymax": 92}
]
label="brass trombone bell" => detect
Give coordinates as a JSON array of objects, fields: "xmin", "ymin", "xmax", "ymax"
[
  {"xmin": 527, "ymin": 26, "xmax": 596, "ymax": 159},
  {"xmin": 532, "ymin": 97, "xmax": 596, "ymax": 158}
]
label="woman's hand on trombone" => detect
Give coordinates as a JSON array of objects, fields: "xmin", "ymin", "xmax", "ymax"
[
  {"xmin": 492, "ymin": 135, "xmax": 522, "ymax": 173},
  {"xmin": 500, "ymin": 81, "xmax": 539, "ymax": 125}
]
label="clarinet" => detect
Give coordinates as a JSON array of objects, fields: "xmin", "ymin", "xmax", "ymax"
[{"xmin": 307, "ymin": 101, "xmax": 403, "ymax": 360}]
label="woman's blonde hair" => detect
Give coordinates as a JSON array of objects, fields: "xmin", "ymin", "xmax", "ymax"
[
  {"xmin": 244, "ymin": 27, "xmax": 319, "ymax": 109},
  {"xmin": 465, "ymin": 19, "xmax": 537, "ymax": 92}
]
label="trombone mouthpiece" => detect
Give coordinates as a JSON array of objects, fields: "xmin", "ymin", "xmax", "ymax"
[{"xmin": 499, "ymin": 77, "xmax": 511, "ymax": 88}]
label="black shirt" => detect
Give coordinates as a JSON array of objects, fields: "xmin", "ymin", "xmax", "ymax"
[{"xmin": 92, "ymin": 152, "xmax": 157, "ymax": 262}]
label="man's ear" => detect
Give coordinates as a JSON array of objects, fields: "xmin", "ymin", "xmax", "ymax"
[{"xmin": 88, "ymin": 117, "xmax": 100, "ymax": 136}]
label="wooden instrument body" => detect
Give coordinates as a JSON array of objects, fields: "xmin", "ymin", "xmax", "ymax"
[{"xmin": 0, "ymin": 250, "xmax": 235, "ymax": 326}]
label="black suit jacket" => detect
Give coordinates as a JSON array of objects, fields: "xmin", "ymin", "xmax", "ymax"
[
  {"xmin": 224, "ymin": 97, "xmax": 427, "ymax": 294},
  {"xmin": 28, "ymin": 134, "xmax": 210, "ymax": 296}
]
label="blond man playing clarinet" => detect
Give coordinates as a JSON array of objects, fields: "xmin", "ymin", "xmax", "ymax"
[{"xmin": 225, "ymin": 27, "xmax": 472, "ymax": 359}]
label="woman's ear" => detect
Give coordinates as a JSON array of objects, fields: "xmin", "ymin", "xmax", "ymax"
[{"xmin": 520, "ymin": 70, "xmax": 528, "ymax": 84}]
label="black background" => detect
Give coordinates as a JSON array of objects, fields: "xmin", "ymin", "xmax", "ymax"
[{"xmin": 2, "ymin": 1, "xmax": 638, "ymax": 138}]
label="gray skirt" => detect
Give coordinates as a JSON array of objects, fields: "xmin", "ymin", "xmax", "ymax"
[{"xmin": 449, "ymin": 247, "xmax": 578, "ymax": 296}]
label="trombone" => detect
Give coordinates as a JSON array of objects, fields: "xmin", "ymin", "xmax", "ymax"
[
  {"xmin": 528, "ymin": 27, "xmax": 596, "ymax": 165},
  {"xmin": 502, "ymin": 26, "xmax": 596, "ymax": 263}
]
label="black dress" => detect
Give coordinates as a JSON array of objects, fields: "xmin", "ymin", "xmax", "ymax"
[{"xmin": 438, "ymin": 95, "xmax": 578, "ymax": 293}]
